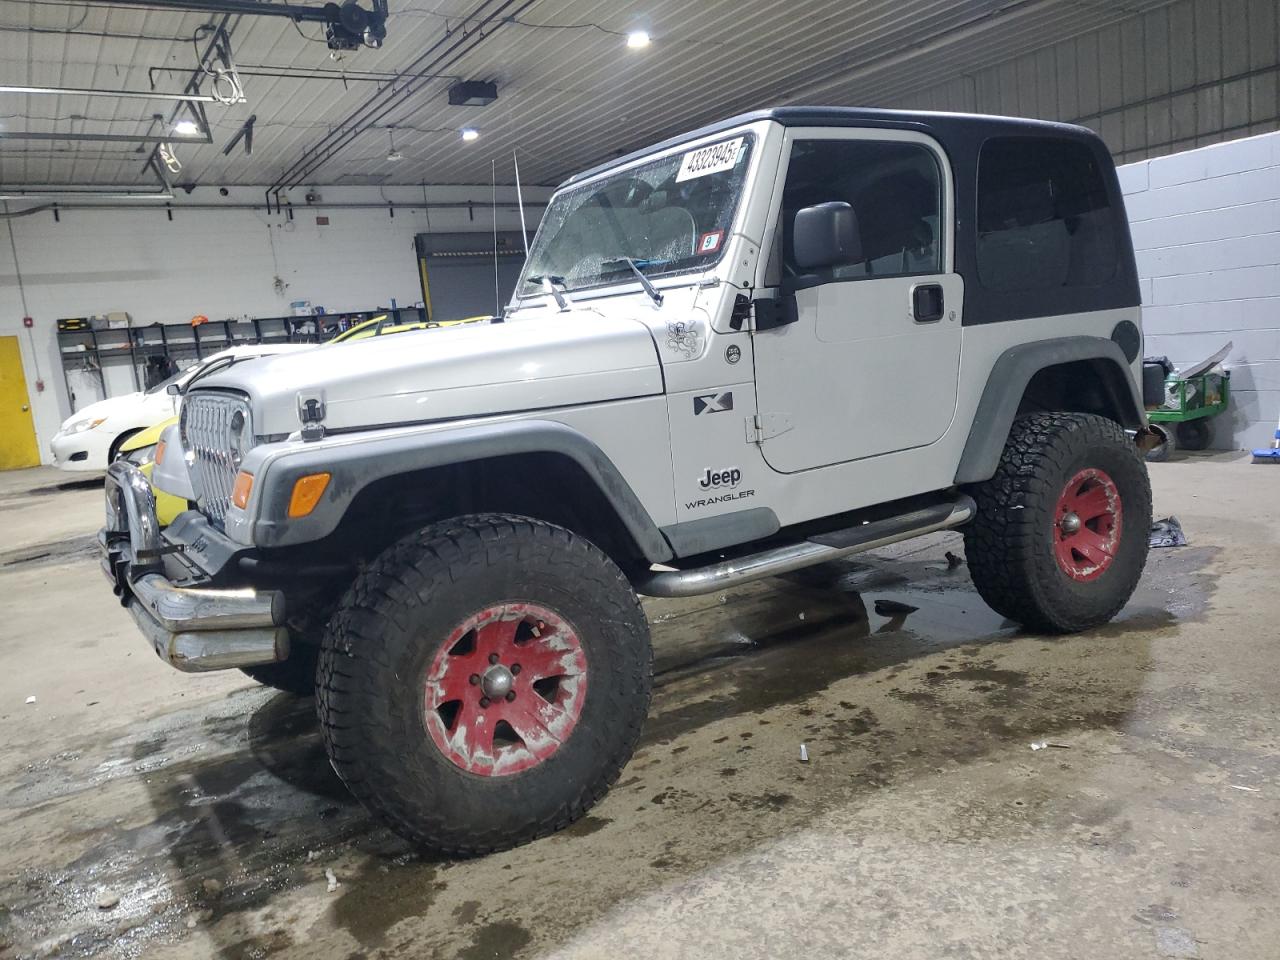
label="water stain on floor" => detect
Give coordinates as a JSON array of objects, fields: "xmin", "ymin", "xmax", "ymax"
[{"xmin": 0, "ymin": 538, "xmax": 1221, "ymax": 958}]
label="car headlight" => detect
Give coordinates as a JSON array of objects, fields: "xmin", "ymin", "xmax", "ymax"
[
  {"xmin": 229, "ymin": 408, "xmax": 249, "ymax": 469},
  {"xmin": 64, "ymin": 417, "xmax": 106, "ymax": 435}
]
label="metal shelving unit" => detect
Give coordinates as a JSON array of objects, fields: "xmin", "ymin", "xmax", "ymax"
[{"xmin": 56, "ymin": 309, "xmax": 386, "ymax": 411}]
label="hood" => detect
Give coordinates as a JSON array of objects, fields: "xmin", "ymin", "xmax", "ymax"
[
  {"xmin": 59, "ymin": 392, "xmax": 146, "ymax": 430},
  {"xmin": 194, "ymin": 312, "xmax": 664, "ymax": 436},
  {"xmin": 121, "ymin": 415, "xmax": 178, "ymax": 452}
]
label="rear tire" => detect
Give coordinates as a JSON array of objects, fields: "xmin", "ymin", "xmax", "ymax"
[
  {"xmin": 964, "ymin": 413, "xmax": 1151, "ymax": 633},
  {"xmin": 1175, "ymin": 418, "xmax": 1211, "ymax": 451},
  {"xmin": 316, "ymin": 514, "xmax": 652, "ymax": 855}
]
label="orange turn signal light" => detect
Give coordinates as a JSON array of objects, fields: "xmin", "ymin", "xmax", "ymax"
[
  {"xmin": 231, "ymin": 471, "xmax": 254, "ymax": 509},
  {"xmin": 288, "ymin": 472, "xmax": 331, "ymax": 518},
  {"xmin": 154, "ymin": 439, "xmax": 167, "ymax": 465}
]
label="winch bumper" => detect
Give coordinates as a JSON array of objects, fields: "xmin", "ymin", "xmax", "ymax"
[{"xmin": 100, "ymin": 460, "xmax": 289, "ymax": 673}]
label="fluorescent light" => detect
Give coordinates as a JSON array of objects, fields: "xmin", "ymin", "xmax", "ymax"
[
  {"xmin": 173, "ymin": 119, "xmax": 200, "ymax": 136},
  {"xmin": 460, "ymin": 128, "xmax": 480, "ymax": 141},
  {"xmin": 626, "ymin": 30, "xmax": 650, "ymax": 49}
]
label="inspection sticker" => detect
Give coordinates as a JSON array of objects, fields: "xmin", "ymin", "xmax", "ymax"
[
  {"xmin": 676, "ymin": 137, "xmax": 745, "ymax": 182},
  {"xmin": 698, "ymin": 229, "xmax": 724, "ymax": 254}
]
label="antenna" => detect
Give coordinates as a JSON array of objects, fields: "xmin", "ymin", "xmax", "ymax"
[
  {"xmin": 491, "ymin": 158, "xmax": 499, "ymax": 316},
  {"xmin": 513, "ymin": 149, "xmax": 530, "ymax": 259}
]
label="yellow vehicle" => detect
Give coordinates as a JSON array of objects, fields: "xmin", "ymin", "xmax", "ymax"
[
  {"xmin": 328, "ymin": 312, "xmax": 491, "ymax": 343},
  {"xmin": 118, "ymin": 416, "xmax": 187, "ymax": 527}
]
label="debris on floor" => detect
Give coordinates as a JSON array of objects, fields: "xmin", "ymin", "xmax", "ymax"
[
  {"xmin": 1029, "ymin": 740, "xmax": 1071, "ymax": 751},
  {"xmin": 1230, "ymin": 784, "xmax": 1261, "ymax": 792},
  {"xmin": 874, "ymin": 598, "xmax": 919, "ymax": 616},
  {"xmin": 1150, "ymin": 517, "xmax": 1188, "ymax": 548},
  {"xmin": 24, "ymin": 695, "xmax": 36, "ymax": 704},
  {"xmin": 325, "ymin": 868, "xmax": 340, "ymax": 893},
  {"xmin": 1154, "ymin": 926, "xmax": 1200, "ymax": 959},
  {"xmin": 95, "ymin": 893, "xmax": 119, "ymax": 911},
  {"xmin": 945, "ymin": 550, "xmax": 964, "ymax": 569},
  {"xmin": 799, "ymin": 743, "xmax": 809, "ymax": 762}
]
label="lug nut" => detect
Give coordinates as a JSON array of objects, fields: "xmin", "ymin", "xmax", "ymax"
[
  {"xmin": 510, "ymin": 664, "xmax": 521, "ymax": 675},
  {"xmin": 469, "ymin": 674, "xmax": 480, "ymax": 685},
  {"xmin": 488, "ymin": 653, "xmax": 500, "ymax": 665},
  {"xmin": 480, "ymin": 697, "xmax": 491, "ymax": 708},
  {"xmin": 505, "ymin": 691, "xmax": 516, "ymax": 702}
]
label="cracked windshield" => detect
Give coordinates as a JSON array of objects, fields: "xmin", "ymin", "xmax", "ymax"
[{"xmin": 521, "ymin": 134, "xmax": 755, "ymax": 295}]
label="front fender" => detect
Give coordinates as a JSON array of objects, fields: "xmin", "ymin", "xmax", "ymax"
[{"xmin": 230, "ymin": 419, "xmax": 673, "ymax": 563}]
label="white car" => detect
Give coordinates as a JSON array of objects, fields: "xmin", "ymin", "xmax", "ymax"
[{"xmin": 51, "ymin": 343, "xmax": 311, "ymax": 472}]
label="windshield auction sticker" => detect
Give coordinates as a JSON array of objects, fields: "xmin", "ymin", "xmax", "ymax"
[{"xmin": 676, "ymin": 137, "xmax": 745, "ymax": 182}]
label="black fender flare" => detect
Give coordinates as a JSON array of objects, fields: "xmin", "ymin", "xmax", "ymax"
[
  {"xmin": 954, "ymin": 336, "xmax": 1145, "ymax": 484},
  {"xmin": 250, "ymin": 418, "xmax": 673, "ymax": 563}
]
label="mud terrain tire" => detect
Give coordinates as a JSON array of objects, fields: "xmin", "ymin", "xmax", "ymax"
[
  {"xmin": 964, "ymin": 413, "xmax": 1151, "ymax": 633},
  {"xmin": 316, "ymin": 514, "xmax": 652, "ymax": 855}
]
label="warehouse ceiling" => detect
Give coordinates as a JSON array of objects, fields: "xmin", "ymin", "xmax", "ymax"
[{"xmin": 0, "ymin": 0, "xmax": 1177, "ymax": 194}]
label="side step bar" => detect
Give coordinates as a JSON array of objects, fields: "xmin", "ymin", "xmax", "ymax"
[{"xmin": 636, "ymin": 496, "xmax": 975, "ymax": 599}]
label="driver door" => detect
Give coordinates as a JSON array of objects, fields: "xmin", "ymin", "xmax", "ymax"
[{"xmin": 752, "ymin": 129, "xmax": 963, "ymax": 473}]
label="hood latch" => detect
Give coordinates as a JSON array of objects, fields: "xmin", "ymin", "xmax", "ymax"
[{"xmin": 298, "ymin": 392, "xmax": 326, "ymax": 442}]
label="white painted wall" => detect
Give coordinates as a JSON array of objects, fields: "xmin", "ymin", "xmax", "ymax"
[
  {"xmin": 1119, "ymin": 129, "xmax": 1280, "ymax": 450},
  {"xmin": 0, "ymin": 184, "xmax": 549, "ymax": 463}
]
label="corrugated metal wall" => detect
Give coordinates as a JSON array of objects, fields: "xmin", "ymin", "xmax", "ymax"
[{"xmin": 895, "ymin": 0, "xmax": 1280, "ymax": 164}]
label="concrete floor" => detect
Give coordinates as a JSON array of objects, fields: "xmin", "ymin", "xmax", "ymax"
[{"xmin": 0, "ymin": 454, "xmax": 1276, "ymax": 960}]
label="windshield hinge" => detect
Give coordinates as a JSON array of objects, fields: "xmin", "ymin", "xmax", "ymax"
[
  {"xmin": 746, "ymin": 412, "xmax": 793, "ymax": 443},
  {"xmin": 297, "ymin": 392, "xmax": 326, "ymax": 442}
]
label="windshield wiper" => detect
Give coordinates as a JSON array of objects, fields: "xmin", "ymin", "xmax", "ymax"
[
  {"xmin": 525, "ymin": 274, "xmax": 573, "ymax": 311},
  {"xmin": 603, "ymin": 257, "xmax": 663, "ymax": 307}
]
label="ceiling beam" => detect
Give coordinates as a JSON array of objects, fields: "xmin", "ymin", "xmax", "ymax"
[
  {"xmin": 0, "ymin": 131, "xmax": 211, "ymax": 144},
  {"xmin": 0, "ymin": 84, "xmax": 240, "ymax": 104}
]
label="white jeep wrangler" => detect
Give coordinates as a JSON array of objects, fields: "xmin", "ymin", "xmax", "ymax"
[{"xmin": 102, "ymin": 107, "xmax": 1159, "ymax": 854}]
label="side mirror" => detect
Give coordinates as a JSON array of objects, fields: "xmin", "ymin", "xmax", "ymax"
[
  {"xmin": 165, "ymin": 383, "xmax": 182, "ymax": 397},
  {"xmin": 792, "ymin": 201, "xmax": 861, "ymax": 270}
]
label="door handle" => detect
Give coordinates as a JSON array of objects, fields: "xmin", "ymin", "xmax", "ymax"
[{"xmin": 912, "ymin": 284, "xmax": 944, "ymax": 323}]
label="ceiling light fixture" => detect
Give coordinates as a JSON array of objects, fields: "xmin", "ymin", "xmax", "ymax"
[
  {"xmin": 626, "ymin": 30, "xmax": 650, "ymax": 49},
  {"xmin": 460, "ymin": 128, "xmax": 479, "ymax": 142},
  {"xmin": 173, "ymin": 119, "xmax": 200, "ymax": 136},
  {"xmin": 385, "ymin": 126, "xmax": 403, "ymax": 161}
]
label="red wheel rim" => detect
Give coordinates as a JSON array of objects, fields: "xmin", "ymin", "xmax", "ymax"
[
  {"xmin": 423, "ymin": 603, "xmax": 588, "ymax": 777},
  {"xmin": 1053, "ymin": 468, "xmax": 1123, "ymax": 582}
]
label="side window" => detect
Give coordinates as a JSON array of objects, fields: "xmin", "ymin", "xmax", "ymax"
[
  {"xmin": 976, "ymin": 137, "xmax": 1118, "ymax": 292},
  {"xmin": 781, "ymin": 139, "xmax": 943, "ymax": 280}
]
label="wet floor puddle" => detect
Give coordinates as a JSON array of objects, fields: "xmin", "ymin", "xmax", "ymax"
[{"xmin": 0, "ymin": 539, "xmax": 1218, "ymax": 958}]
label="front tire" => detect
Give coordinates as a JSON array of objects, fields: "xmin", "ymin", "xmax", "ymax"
[
  {"xmin": 316, "ymin": 514, "xmax": 652, "ymax": 855},
  {"xmin": 964, "ymin": 413, "xmax": 1152, "ymax": 633}
]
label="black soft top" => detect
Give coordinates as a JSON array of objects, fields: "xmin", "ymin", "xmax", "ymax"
[{"xmin": 564, "ymin": 106, "xmax": 1104, "ymax": 187}]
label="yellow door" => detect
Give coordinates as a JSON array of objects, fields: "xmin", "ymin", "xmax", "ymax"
[{"xmin": 0, "ymin": 336, "xmax": 40, "ymax": 470}]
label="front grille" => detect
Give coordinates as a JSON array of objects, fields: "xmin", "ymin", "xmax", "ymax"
[{"xmin": 181, "ymin": 391, "xmax": 254, "ymax": 526}]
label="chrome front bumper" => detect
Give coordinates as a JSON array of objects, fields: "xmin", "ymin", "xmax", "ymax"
[{"xmin": 100, "ymin": 460, "xmax": 289, "ymax": 673}]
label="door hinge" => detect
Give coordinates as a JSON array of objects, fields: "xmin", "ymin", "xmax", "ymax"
[{"xmin": 746, "ymin": 412, "xmax": 793, "ymax": 443}]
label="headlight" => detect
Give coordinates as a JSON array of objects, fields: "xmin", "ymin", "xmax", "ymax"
[
  {"xmin": 228, "ymin": 408, "xmax": 249, "ymax": 468},
  {"xmin": 64, "ymin": 417, "xmax": 106, "ymax": 435}
]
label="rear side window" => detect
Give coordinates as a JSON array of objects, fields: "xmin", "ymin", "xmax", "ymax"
[{"xmin": 976, "ymin": 138, "xmax": 1117, "ymax": 292}]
